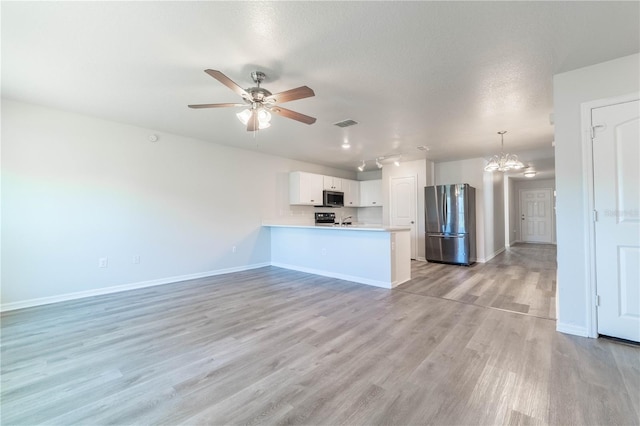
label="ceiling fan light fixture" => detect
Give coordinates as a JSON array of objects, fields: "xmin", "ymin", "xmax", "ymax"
[
  {"xmin": 524, "ymin": 169, "xmax": 537, "ymax": 178},
  {"xmin": 236, "ymin": 106, "xmax": 271, "ymax": 130},
  {"xmin": 257, "ymin": 108, "xmax": 271, "ymax": 123},
  {"xmin": 236, "ymin": 108, "xmax": 252, "ymax": 125}
]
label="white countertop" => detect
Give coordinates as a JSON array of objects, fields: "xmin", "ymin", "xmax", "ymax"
[{"xmin": 262, "ymin": 223, "xmax": 410, "ymax": 232}]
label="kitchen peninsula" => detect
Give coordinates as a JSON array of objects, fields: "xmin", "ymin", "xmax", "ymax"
[{"xmin": 263, "ymin": 223, "xmax": 411, "ymax": 288}]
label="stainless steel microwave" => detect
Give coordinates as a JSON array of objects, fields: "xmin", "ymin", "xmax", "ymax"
[{"xmin": 322, "ymin": 190, "xmax": 344, "ymax": 207}]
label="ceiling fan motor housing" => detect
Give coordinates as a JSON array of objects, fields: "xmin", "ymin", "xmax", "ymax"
[{"xmin": 244, "ymin": 87, "xmax": 273, "ymax": 103}]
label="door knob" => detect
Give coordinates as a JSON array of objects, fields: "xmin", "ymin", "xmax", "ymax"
[{"xmin": 411, "ymin": 221, "xmax": 415, "ymax": 224}]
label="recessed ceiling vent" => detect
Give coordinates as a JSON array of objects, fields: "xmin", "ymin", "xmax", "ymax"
[{"xmin": 333, "ymin": 119, "xmax": 359, "ymax": 128}]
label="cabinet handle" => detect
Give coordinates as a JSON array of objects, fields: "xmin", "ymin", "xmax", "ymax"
[
  {"xmin": 372, "ymin": 201, "xmax": 377, "ymax": 204},
  {"xmin": 310, "ymin": 200, "xmax": 314, "ymax": 202}
]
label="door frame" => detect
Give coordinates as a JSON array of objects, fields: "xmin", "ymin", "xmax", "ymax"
[
  {"xmin": 580, "ymin": 91, "xmax": 640, "ymax": 338},
  {"xmin": 389, "ymin": 175, "xmax": 419, "ymax": 259},
  {"xmin": 518, "ymin": 188, "xmax": 554, "ymax": 243}
]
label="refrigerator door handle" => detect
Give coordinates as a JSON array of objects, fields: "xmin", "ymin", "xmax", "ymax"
[
  {"xmin": 429, "ymin": 234, "xmax": 463, "ymax": 238},
  {"xmin": 442, "ymin": 188, "xmax": 447, "ymax": 230},
  {"xmin": 443, "ymin": 195, "xmax": 447, "ymax": 225}
]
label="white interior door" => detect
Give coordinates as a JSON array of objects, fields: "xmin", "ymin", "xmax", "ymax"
[
  {"xmin": 593, "ymin": 99, "xmax": 640, "ymax": 342},
  {"xmin": 390, "ymin": 176, "xmax": 417, "ymax": 259},
  {"xmin": 519, "ymin": 189, "xmax": 553, "ymax": 243}
]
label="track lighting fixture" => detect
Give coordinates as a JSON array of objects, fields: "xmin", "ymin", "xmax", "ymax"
[{"xmin": 356, "ymin": 155, "xmax": 402, "ymax": 171}]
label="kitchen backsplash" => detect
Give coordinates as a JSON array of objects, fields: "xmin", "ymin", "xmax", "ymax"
[
  {"xmin": 277, "ymin": 205, "xmax": 384, "ymax": 225},
  {"xmin": 355, "ymin": 206, "xmax": 383, "ymax": 224}
]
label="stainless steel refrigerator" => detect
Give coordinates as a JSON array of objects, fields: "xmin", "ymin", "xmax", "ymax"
[{"xmin": 425, "ymin": 184, "xmax": 476, "ymax": 265}]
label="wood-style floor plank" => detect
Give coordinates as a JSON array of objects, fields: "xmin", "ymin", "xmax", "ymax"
[
  {"xmin": 404, "ymin": 243, "xmax": 557, "ymax": 320},
  {"xmin": 2, "ymin": 245, "xmax": 638, "ymax": 425}
]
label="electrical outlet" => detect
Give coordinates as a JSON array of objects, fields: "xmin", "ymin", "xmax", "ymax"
[
  {"xmin": 133, "ymin": 255, "xmax": 140, "ymax": 264},
  {"xmin": 98, "ymin": 257, "xmax": 108, "ymax": 268},
  {"xmin": 232, "ymin": 246, "xmax": 237, "ymax": 253}
]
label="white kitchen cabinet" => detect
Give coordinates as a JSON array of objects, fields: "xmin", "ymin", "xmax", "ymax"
[
  {"xmin": 289, "ymin": 171, "xmax": 323, "ymax": 205},
  {"xmin": 343, "ymin": 179, "xmax": 360, "ymax": 207},
  {"xmin": 323, "ymin": 175, "xmax": 342, "ymax": 191},
  {"xmin": 360, "ymin": 179, "xmax": 383, "ymax": 206}
]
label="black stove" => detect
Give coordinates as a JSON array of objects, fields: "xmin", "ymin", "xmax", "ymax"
[{"xmin": 315, "ymin": 212, "xmax": 336, "ymax": 225}]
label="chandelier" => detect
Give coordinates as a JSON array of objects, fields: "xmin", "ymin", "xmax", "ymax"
[{"xmin": 484, "ymin": 131, "xmax": 524, "ymax": 172}]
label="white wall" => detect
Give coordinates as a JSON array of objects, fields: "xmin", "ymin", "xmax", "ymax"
[
  {"xmin": 511, "ymin": 178, "xmax": 556, "ymax": 243},
  {"xmin": 553, "ymin": 53, "xmax": 639, "ymax": 336},
  {"xmin": 381, "ymin": 159, "xmax": 432, "ymax": 260},
  {"xmin": 1, "ymin": 99, "xmax": 356, "ymax": 309},
  {"xmin": 504, "ymin": 177, "xmax": 516, "ymax": 246},
  {"xmin": 483, "ymin": 170, "xmax": 505, "ymax": 260}
]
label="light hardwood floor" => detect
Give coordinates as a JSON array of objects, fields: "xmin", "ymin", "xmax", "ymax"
[
  {"xmin": 405, "ymin": 243, "xmax": 557, "ymax": 320},
  {"xmin": 1, "ymin": 244, "xmax": 638, "ymax": 425}
]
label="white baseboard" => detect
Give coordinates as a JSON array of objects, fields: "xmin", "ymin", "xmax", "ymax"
[
  {"xmin": 415, "ymin": 256, "xmax": 426, "ymax": 262},
  {"xmin": 0, "ymin": 263, "xmax": 271, "ymax": 312},
  {"xmin": 556, "ymin": 322, "xmax": 591, "ymax": 338},
  {"xmin": 514, "ymin": 240, "xmax": 556, "ymax": 245},
  {"xmin": 477, "ymin": 247, "xmax": 506, "ymax": 263},
  {"xmin": 271, "ymin": 262, "xmax": 392, "ymax": 289}
]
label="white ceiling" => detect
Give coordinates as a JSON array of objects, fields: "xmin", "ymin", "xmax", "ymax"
[{"xmin": 2, "ymin": 2, "xmax": 639, "ymax": 176}]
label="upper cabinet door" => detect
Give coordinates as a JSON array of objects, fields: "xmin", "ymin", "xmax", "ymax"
[
  {"xmin": 323, "ymin": 176, "xmax": 342, "ymax": 191},
  {"xmin": 290, "ymin": 172, "xmax": 323, "ymax": 205},
  {"xmin": 360, "ymin": 180, "xmax": 383, "ymax": 206},
  {"xmin": 343, "ymin": 179, "xmax": 360, "ymax": 207}
]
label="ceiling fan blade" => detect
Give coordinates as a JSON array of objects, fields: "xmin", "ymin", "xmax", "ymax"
[
  {"xmin": 246, "ymin": 110, "xmax": 257, "ymax": 132},
  {"xmin": 264, "ymin": 86, "xmax": 315, "ymax": 104},
  {"xmin": 270, "ymin": 106, "xmax": 316, "ymax": 125},
  {"xmin": 188, "ymin": 103, "xmax": 245, "ymax": 109},
  {"xmin": 204, "ymin": 69, "xmax": 249, "ymax": 98}
]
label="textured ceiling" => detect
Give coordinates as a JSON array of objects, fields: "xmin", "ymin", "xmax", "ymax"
[{"xmin": 2, "ymin": 2, "xmax": 639, "ymax": 175}]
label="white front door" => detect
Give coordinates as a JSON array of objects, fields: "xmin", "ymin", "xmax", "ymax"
[
  {"xmin": 519, "ymin": 189, "xmax": 553, "ymax": 243},
  {"xmin": 593, "ymin": 99, "xmax": 640, "ymax": 342},
  {"xmin": 390, "ymin": 176, "xmax": 417, "ymax": 259}
]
